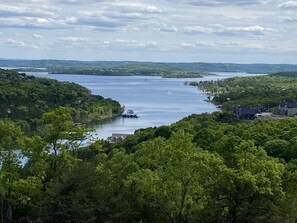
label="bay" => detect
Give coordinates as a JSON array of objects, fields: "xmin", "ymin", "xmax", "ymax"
[{"xmin": 28, "ymin": 72, "xmax": 262, "ymax": 139}]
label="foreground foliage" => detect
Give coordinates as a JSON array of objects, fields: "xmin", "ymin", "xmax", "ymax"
[{"xmin": 0, "ymin": 111, "xmax": 297, "ymax": 222}]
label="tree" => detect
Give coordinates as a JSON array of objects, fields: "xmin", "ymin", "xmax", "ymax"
[
  {"xmin": 276, "ymin": 159, "xmax": 297, "ymax": 222},
  {"xmin": 41, "ymin": 147, "xmax": 138, "ymax": 223},
  {"xmin": 207, "ymin": 140, "xmax": 284, "ymax": 223},
  {"xmin": 0, "ymin": 120, "xmax": 23, "ymax": 222},
  {"xmin": 41, "ymin": 107, "xmax": 89, "ymax": 173},
  {"xmin": 125, "ymin": 130, "xmax": 226, "ymax": 223}
]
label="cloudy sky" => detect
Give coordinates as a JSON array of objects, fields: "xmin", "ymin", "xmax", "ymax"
[{"xmin": 0, "ymin": 0, "xmax": 297, "ymax": 63}]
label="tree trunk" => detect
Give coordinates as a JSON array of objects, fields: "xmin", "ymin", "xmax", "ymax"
[
  {"xmin": 1, "ymin": 199, "xmax": 4, "ymax": 223},
  {"xmin": 177, "ymin": 178, "xmax": 192, "ymax": 223},
  {"xmin": 6, "ymin": 203, "xmax": 13, "ymax": 223}
]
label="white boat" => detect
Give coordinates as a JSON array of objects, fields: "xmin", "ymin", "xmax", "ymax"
[{"xmin": 122, "ymin": 109, "xmax": 139, "ymax": 118}]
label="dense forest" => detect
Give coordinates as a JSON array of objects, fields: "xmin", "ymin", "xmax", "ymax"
[
  {"xmin": 12, "ymin": 63, "xmax": 210, "ymax": 78},
  {"xmin": 1, "ymin": 69, "xmax": 297, "ymax": 222},
  {"xmin": 45, "ymin": 64, "xmax": 208, "ymax": 78},
  {"xmin": 191, "ymin": 71, "xmax": 297, "ymax": 110},
  {"xmin": 2, "ymin": 59, "xmax": 297, "ymax": 76},
  {"xmin": 1, "ymin": 111, "xmax": 297, "ymax": 222},
  {"xmin": 0, "ymin": 69, "xmax": 123, "ymax": 133}
]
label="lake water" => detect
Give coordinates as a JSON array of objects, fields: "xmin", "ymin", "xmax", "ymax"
[{"xmin": 27, "ymin": 72, "xmax": 261, "ymax": 139}]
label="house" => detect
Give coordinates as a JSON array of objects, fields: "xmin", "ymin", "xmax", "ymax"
[
  {"xmin": 107, "ymin": 133, "xmax": 131, "ymax": 143},
  {"xmin": 255, "ymin": 105, "xmax": 267, "ymax": 113},
  {"xmin": 233, "ymin": 105, "xmax": 256, "ymax": 120},
  {"xmin": 278, "ymin": 101, "xmax": 297, "ymax": 116}
]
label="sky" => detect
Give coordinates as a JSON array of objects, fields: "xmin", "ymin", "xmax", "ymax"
[{"xmin": 0, "ymin": 0, "xmax": 297, "ymax": 63}]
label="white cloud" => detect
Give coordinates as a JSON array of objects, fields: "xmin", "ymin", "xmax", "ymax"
[
  {"xmin": 59, "ymin": 36, "xmax": 88, "ymax": 42},
  {"xmin": 0, "ymin": 3, "xmax": 55, "ymax": 17},
  {"xmin": 181, "ymin": 41, "xmax": 215, "ymax": 48},
  {"xmin": 183, "ymin": 26, "xmax": 213, "ymax": 34},
  {"xmin": 221, "ymin": 41, "xmax": 241, "ymax": 48},
  {"xmin": 159, "ymin": 24, "xmax": 178, "ymax": 32},
  {"xmin": 170, "ymin": 0, "xmax": 270, "ymax": 6},
  {"xmin": 282, "ymin": 14, "xmax": 297, "ymax": 22},
  {"xmin": 146, "ymin": 5, "xmax": 162, "ymax": 13},
  {"xmin": 0, "ymin": 17, "xmax": 65, "ymax": 29},
  {"xmin": 223, "ymin": 41, "xmax": 264, "ymax": 49},
  {"xmin": 65, "ymin": 17, "xmax": 77, "ymax": 24},
  {"xmin": 73, "ymin": 2, "xmax": 162, "ymax": 29},
  {"xmin": 180, "ymin": 40, "xmax": 265, "ymax": 50},
  {"xmin": 110, "ymin": 2, "xmax": 162, "ymax": 13},
  {"xmin": 243, "ymin": 43, "xmax": 264, "ymax": 49},
  {"xmin": 182, "ymin": 25, "xmax": 277, "ymax": 35},
  {"xmin": 6, "ymin": 39, "xmax": 26, "ymax": 47},
  {"xmin": 115, "ymin": 39, "xmax": 158, "ymax": 47},
  {"xmin": 62, "ymin": 0, "xmax": 78, "ymax": 3},
  {"xmin": 98, "ymin": 39, "xmax": 158, "ymax": 48},
  {"xmin": 36, "ymin": 18, "xmax": 54, "ymax": 24},
  {"xmin": 278, "ymin": 1, "xmax": 297, "ymax": 9},
  {"xmin": 73, "ymin": 11, "xmax": 125, "ymax": 28},
  {"xmin": 0, "ymin": 0, "xmax": 295, "ymax": 63},
  {"xmin": 218, "ymin": 25, "xmax": 278, "ymax": 35},
  {"xmin": 33, "ymin": 34, "xmax": 43, "ymax": 38}
]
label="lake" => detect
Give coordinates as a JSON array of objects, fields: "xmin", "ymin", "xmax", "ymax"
[{"xmin": 28, "ymin": 72, "xmax": 261, "ymax": 139}]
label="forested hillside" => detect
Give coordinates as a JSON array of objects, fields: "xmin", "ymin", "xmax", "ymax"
[
  {"xmin": 192, "ymin": 72, "xmax": 297, "ymax": 110},
  {"xmin": 45, "ymin": 63, "xmax": 208, "ymax": 78},
  {"xmin": 1, "ymin": 69, "xmax": 297, "ymax": 222},
  {"xmin": 1, "ymin": 111, "xmax": 296, "ymax": 222},
  {"xmin": 12, "ymin": 62, "xmax": 210, "ymax": 78},
  {"xmin": 2, "ymin": 59, "xmax": 297, "ymax": 73},
  {"xmin": 104, "ymin": 112, "xmax": 297, "ymax": 222},
  {"xmin": 0, "ymin": 69, "xmax": 123, "ymax": 130}
]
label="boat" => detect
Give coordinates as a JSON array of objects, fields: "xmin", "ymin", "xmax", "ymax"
[{"xmin": 122, "ymin": 109, "xmax": 139, "ymax": 118}]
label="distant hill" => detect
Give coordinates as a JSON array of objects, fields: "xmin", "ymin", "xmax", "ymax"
[
  {"xmin": 271, "ymin": 71, "xmax": 297, "ymax": 77},
  {"xmin": 1, "ymin": 59, "xmax": 297, "ymax": 74}
]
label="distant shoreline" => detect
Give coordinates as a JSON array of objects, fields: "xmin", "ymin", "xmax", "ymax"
[{"xmin": 1, "ymin": 60, "xmax": 297, "ymax": 76}]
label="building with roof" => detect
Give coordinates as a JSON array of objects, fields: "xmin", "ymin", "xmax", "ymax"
[
  {"xmin": 233, "ymin": 105, "xmax": 256, "ymax": 120},
  {"xmin": 278, "ymin": 101, "xmax": 297, "ymax": 116},
  {"xmin": 107, "ymin": 133, "xmax": 131, "ymax": 143}
]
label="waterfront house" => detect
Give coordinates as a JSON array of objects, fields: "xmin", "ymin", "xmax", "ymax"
[
  {"xmin": 233, "ymin": 105, "xmax": 256, "ymax": 120},
  {"xmin": 108, "ymin": 133, "xmax": 131, "ymax": 143},
  {"xmin": 278, "ymin": 101, "xmax": 297, "ymax": 116}
]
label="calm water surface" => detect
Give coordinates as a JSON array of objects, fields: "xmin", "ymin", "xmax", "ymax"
[{"xmin": 28, "ymin": 72, "xmax": 261, "ymax": 139}]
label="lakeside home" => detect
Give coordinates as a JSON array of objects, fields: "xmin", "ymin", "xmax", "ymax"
[
  {"xmin": 108, "ymin": 133, "xmax": 131, "ymax": 143},
  {"xmin": 278, "ymin": 101, "xmax": 297, "ymax": 116}
]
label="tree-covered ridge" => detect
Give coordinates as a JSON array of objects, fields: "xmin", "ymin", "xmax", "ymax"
[
  {"xmin": 2, "ymin": 111, "xmax": 297, "ymax": 222},
  {"xmin": 106, "ymin": 112, "xmax": 297, "ymax": 222},
  {"xmin": 271, "ymin": 71, "xmax": 297, "ymax": 77},
  {"xmin": 0, "ymin": 68, "xmax": 123, "ymax": 124},
  {"xmin": 2, "ymin": 59, "xmax": 297, "ymax": 73},
  {"xmin": 49, "ymin": 66, "xmax": 207, "ymax": 78},
  {"xmin": 192, "ymin": 73, "xmax": 297, "ymax": 110},
  {"xmin": 15, "ymin": 63, "xmax": 209, "ymax": 78},
  {"xmin": 113, "ymin": 112, "xmax": 297, "ymax": 162}
]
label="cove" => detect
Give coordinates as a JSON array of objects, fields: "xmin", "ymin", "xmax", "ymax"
[{"xmin": 28, "ymin": 72, "xmax": 261, "ymax": 139}]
